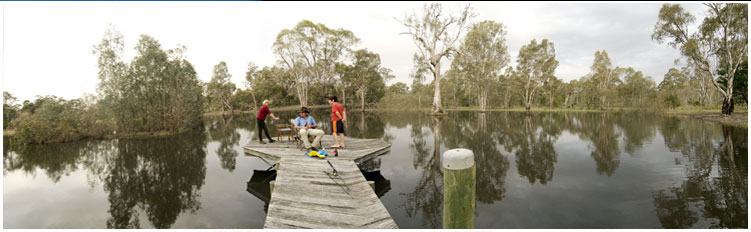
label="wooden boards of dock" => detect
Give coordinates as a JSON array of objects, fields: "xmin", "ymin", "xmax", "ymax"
[{"xmin": 243, "ymin": 135, "xmax": 398, "ymax": 229}]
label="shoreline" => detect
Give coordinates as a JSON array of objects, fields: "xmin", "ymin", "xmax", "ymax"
[
  {"xmin": 667, "ymin": 112, "xmax": 748, "ymax": 128},
  {"xmin": 6, "ymin": 107, "xmax": 746, "ymax": 143}
]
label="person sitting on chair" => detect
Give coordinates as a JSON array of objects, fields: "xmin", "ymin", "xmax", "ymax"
[{"xmin": 293, "ymin": 107, "xmax": 324, "ymax": 150}]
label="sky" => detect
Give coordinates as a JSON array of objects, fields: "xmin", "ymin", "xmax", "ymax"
[{"xmin": 1, "ymin": 1, "xmax": 708, "ymax": 102}]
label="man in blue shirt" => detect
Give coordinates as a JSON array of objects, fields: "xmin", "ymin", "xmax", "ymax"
[{"xmin": 294, "ymin": 107, "xmax": 324, "ymax": 150}]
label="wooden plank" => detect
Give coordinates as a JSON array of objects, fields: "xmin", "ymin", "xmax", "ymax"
[{"xmin": 247, "ymin": 136, "xmax": 397, "ymax": 229}]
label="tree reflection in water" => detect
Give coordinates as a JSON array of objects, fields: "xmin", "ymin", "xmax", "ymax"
[
  {"xmin": 652, "ymin": 119, "xmax": 747, "ymax": 229},
  {"xmin": 403, "ymin": 115, "xmax": 443, "ymax": 228},
  {"xmin": 442, "ymin": 112, "xmax": 510, "ymax": 203},
  {"xmin": 403, "ymin": 112, "xmax": 515, "ymax": 227},
  {"xmin": 4, "ymin": 138, "xmax": 93, "ymax": 182},
  {"xmin": 568, "ymin": 113, "xmax": 622, "ymax": 176},
  {"xmin": 207, "ymin": 115, "xmax": 240, "ymax": 172},
  {"xmin": 103, "ymin": 131, "xmax": 207, "ymax": 229},
  {"xmin": 510, "ymin": 113, "xmax": 559, "ymax": 184},
  {"xmin": 614, "ymin": 112, "xmax": 657, "ymax": 156}
]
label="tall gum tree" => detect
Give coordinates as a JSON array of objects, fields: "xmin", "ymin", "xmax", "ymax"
[
  {"xmin": 590, "ymin": 50, "xmax": 616, "ymax": 109},
  {"xmin": 451, "ymin": 20, "xmax": 510, "ymax": 112},
  {"xmin": 207, "ymin": 61, "xmax": 236, "ymax": 114},
  {"xmin": 515, "ymin": 39, "xmax": 559, "ymax": 111},
  {"xmin": 652, "ymin": 3, "xmax": 748, "ymax": 115},
  {"xmin": 273, "ymin": 20, "xmax": 359, "ymax": 107},
  {"xmin": 340, "ymin": 49, "xmax": 394, "ymax": 111},
  {"xmin": 401, "ymin": 3, "xmax": 475, "ymax": 115}
]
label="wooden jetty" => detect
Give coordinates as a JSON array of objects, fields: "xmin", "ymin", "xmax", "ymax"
[{"xmin": 243, "ymin": 135, "xmax": 398, "ymax": 229}]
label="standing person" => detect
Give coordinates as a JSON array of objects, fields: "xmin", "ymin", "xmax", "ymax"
[
  {"xmin": 328, "ymin": 96, "xmax": 347, "ymax": 148},
  {"xmin": 256, "ymin": 100, "xmax": 279, "ymax": 144},
  {"xmin": 294, "ymin": 107, "xmax": 324, "ymax": 150}
]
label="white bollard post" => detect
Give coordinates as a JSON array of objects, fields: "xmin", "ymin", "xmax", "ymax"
[{"xmin": 442, "ymin": 148, "xmax": 476, "ymax": 229}]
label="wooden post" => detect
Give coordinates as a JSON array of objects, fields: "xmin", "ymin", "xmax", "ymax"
[{"xmin": 442, "ymin": 148, "xmax": 475, "ymax": 229}]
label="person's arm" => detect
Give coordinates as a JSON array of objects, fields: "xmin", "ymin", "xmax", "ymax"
[
  {"xmin": 335, "ymin": 111, "xmax": 343, "ymax": 121},
  {"xmin": 309, "ymin": 117, "xmax": 317, "ymax": 129},
  {"xmin": 342, "ymin": 109, "xmax": 347, "ymax": 123},
  {"xmin": 269, "ymin": 112, "xmax": 279, "ymax": 121},
  {"xmin": 294, "ymin": 118, "xmax": 302, "ymax": 129}
]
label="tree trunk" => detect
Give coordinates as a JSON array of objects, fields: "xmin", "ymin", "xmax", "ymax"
[
  {"xmin": 432, "ymin": 65, "xmax": 444, "ymax": 115},
  {"xmin": 722, "ymin": 95, "xmax": 734, "ymax": 115},
  {"xmin": 478, "ymin": 90, "xmax": 487, "ymax": 112},
  {"xmin": 251, "ymin": 92, "xmax": 258, "ymax": 110},
  {"xmin": 296, "ymin": 83, "xmax": 308, "ymax": 107},
  {"xmin": 418, "ymin": 95, "xmax": 422, "ymax": 111},
  {"xmin": 360, "ymin": 89, "xmax": 366, "ymax": 111},
  {"xmin": 433, "ymin": 79, "xmax": 443, "ymax": 114},
  {"xmin": 549, "ymin": 92, "xmax": 553, "ymax": 109},
  {"xmin": 504, "ymin": 85, "xmax": 511, "ymax": 108}
]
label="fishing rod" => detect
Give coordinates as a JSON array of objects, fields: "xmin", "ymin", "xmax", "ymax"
[
  {"xmin": 326, "ymin": 160, "xmax": 352, "ymax": 192},
  {"xmin": 323, "ymin": 171, "xmax": 354, "ymax": 199}
]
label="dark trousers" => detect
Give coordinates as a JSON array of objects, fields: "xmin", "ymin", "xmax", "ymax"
[{"xmin": 257, "ymin": 118, "xmax": 272, "ymax": 141}]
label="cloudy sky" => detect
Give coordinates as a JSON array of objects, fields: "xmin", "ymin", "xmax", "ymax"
[{"xmin": 2, "ymin": 1, "xmax": 707, "ymax": 102}]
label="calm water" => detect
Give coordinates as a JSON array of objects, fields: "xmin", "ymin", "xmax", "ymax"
[{"xmin": 3, "ymin": 111, "xmax": 747, "ymax": 229}]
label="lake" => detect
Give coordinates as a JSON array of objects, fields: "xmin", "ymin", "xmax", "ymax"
[{"xmin": 3, "ymin": 111, "xmax": 747, "ymax": 229}]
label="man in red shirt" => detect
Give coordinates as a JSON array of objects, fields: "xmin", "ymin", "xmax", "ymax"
[
  {"xmin": 328, "ymin": 96, "xmax": 346, "ymax": 148},
  {"xmin": 256, "ymin": 99, "xmax": 280, "ymax": 144}
]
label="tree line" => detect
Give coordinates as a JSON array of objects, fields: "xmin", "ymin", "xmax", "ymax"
[
  {"xmin": 3, "ymin": 3, "xmax": 746, "ymax": 144},
  {"xmin": 381, "ymin": 3, "xmax": 746, "ymax": 115}
]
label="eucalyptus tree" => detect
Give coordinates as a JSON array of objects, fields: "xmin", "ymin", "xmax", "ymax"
[
  {"xmin": 273, "ymin": 20, "xmax": 359, "ymax": 106},
  {"xmin": 451, "ymin": 20, "xmax": 510, "ymax": 111},
  {"xmin": 401, "ymin": 3, "xmax": 475, "ymax": 115},
  {"xmin": 93, "ymin": 28, "xmax": 203, "ymax": 133},
  {"xmin": 207, "ymin": 61, "xmax": 236, "ymax": 114},
  {"xmin": 340, "ymin": 49, "xmax": 394, "ymax": 111},
  {"xmin": 541, "ymin": 76, "xmax": 563, "ymax": 108},
  {"xmin": 243, "ymin": 62, "xmax": 260, "ymax": 110},
  {"xmin": 590, "ymin": 50, "xmax": 618, "ymax": 109},
  {"xmin": 616, "ymin": 67, "xmax": 657, "ymax": 108},
  {"xmin": 3, "ymin": 91, "xmax": 19, "ymax": 129},
  {"xmin": 387, "ymin": 82, "xmax": 410, "ymax": 94},
  {"xmin": 515, "ymin": 39, "xmax": 559, "ymax": 111},
  {"xmin": 652, "ymin": 3, "xmax": 748, "ymax": 115},
  {"xmin": 658, "ymin": 68, "xmax": 692, "ymax": 106},
  {"xmin": 562, "ymin": 79, "xmax": 581, "ymax": 108}
]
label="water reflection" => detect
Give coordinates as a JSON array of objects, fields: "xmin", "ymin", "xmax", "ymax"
[
  {"xmin": 4, "ymin": 138, "xmax": 92, "ymax": 182},
  {"xmin": 359, "ymin": 157, "xmax": 393, "ymax": 198},
  {"xmin": 403, "ymin": 115, "xmax": 444, "ymax": 228},
  {"xmin": 207, "ymin": 115, "xmax": 241, "ymax": 172},
  {"xmin": 501, "ymin": 113, "xmax": 559, "ymax": 184},
  {"xmin": 570, "ymin": 113, "xmax": 622, "ymax": 176},
  {"xmin": 652, "ymin": 121, "xmax": 747, "ymax": 229},
  {"xmin": 4, "ymin": 130, "xmax": 208, "ymax": 229},
  {"xmin": 441, "ymin": 112, "xmax": 509, "ymax": 203},
  {"xmin": 103, "ymin": 131, "xmax": 207, "ymax": 229},
  {"xmin": 3, "ymin": 111, "xmax": 747, "ymax": 229},
  {"xmin": 246, "ymin": 169, "xmax": 276, "ymax": 213},
  {"xmin": 615, "ymin": 113, "xmax": 657, "ymax": 156}
]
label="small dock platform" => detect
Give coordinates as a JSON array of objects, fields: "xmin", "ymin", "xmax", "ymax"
[{"xmin": 243, "ymin": 135, "xmax": 398, "ymax": 229}]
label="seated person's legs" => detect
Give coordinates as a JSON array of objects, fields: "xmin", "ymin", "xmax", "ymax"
[
  {"xmin": 299, "ymin": 129, "xmax": 311, "ymax": 148},
  {"xmin": 310, "ymin": 129, "xmax": 324, "ymax": 149}
]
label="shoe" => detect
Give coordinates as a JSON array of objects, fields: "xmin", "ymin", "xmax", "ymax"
[
  {"xmin": 260, "ymin": 141, "xmax": 267, "ymax": 144},
  {"xmin": 269, "ymin": 139, "xmax": 276, "ymax": 143}
]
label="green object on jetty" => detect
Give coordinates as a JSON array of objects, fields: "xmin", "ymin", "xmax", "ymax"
[{"xmin": 442, "ymin": 149, "xmax": 476, "ymax": 229}]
